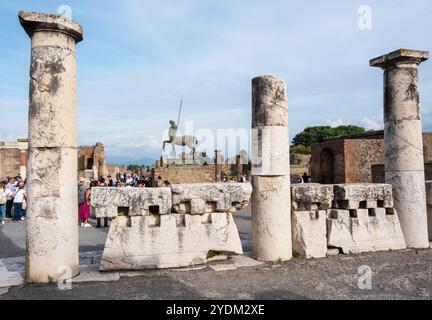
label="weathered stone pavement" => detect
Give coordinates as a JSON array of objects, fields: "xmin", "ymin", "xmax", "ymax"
[
  {"xmin": 1, "ymin": 207, "xmax": 430, "ymax": 299},
  {"xmin": 0, "ymin": 248, "xmax": 431, "ymax": 300}
]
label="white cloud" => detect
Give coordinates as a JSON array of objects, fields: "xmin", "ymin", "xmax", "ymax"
[
  {"xmin": 326, "ymin": 118, "xmax": 344, "ymax": 128},
  {"xmin": 2, "ymin": 0, "xmax": 432, "ymax": 161},
  {"xmin": 362, "ymin": 116, "xmax": 383, "ymax": 131}
]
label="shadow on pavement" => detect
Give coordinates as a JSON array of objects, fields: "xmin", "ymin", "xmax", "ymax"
[{"xmin": 0, "ymin": 226, "xmax": 24, "ymax": 259}]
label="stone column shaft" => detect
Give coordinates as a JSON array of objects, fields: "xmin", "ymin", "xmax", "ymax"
[
  {"xmin": 251, "ymin": 75, "xmax": 292, "ymax": 261},
  {"xmin": 370, "ymin": 49, "xmax": 429, "ymax": 248},
  {"xmin": 20, "ymin": 11, "xmax": 84, "ymax": 283}
]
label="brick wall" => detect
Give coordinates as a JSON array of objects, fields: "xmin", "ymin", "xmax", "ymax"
[
  {"xmin": 344, "ymin": 139, "xmax": 384, "ymax": 183},
  {"xmin": 152, "ymin": 164, "xmax": 241, "ymax": 185},
  {"xmin": 312, "ymin": 133, "xmax": 432, "ymax": 184},
  {"xmin": 0, "ymin": 148, "xmax": 21, "ymax": 178}
]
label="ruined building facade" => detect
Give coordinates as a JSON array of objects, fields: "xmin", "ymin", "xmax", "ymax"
[
  {"xmin": 311, "ymin": 130, "xmax": 432, "ymax": 184},
  {"xmin": 0, "ymin": 139, "xmax": 121, "ymax": 180},
  {"xmin": 0, "ymin": 139, "xmax": 28, "ymax": 179}
]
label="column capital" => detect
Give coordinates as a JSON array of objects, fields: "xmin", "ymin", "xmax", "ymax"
[
  {"xmin": 370, "ymin": 49, "xmax": 428, "ymax": 68},
  {"xmin": 19, "ymin": 11, "xmax": 83, "ymax": 43}
]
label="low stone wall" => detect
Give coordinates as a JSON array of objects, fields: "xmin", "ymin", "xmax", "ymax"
[
  {"xmin": 91, "ymin": 183, "xmax": 252, "ymax": 270},
  {"xmin": 92, "ymin": 182, "xmax": 411, "ymax": 271},
  {"xmin": 291, "ymin": 184, "xmax": 406, "ymax": 258},
  {"xmin": 427, "ymin": 181, "xmax": 432, "ymax": 241}
]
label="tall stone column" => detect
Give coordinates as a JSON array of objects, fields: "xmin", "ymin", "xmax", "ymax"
[
  {"xmin": 251, "ymin": 76, "xmax": 292, "ymax": 261},
  {"xmin": 370, "ymin": 49, "xmax": 429, "ymax": 248},
  {"xmin": 19, "ymin": 11, "xmax": 84, "ymax": 283}
]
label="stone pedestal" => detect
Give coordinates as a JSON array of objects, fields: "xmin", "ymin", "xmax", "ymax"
[
  {"xmin": 370, "ymin": 49, "xmax": 430, "ymax": 248},
  {"xmin": 251, "ymin": 76, "xmax": 292, "ymax": 261},
  {"xmin": 19, "ymin": 11, "xmax": 83, "ymax": 283}
]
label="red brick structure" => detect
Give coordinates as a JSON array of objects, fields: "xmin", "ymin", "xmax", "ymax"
[{"xmin": 311, "ymin": 131, "xmax": 432, "ymax": 184}]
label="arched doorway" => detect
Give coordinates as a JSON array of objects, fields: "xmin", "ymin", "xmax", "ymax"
[{"xmin": 320, "ymin": 148, "xmax": 335, "ymax": 184}]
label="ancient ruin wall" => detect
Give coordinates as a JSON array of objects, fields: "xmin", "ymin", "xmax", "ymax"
[
  {"xmin": 152, "ymin": 164, "xmax": 241, "ymax": 185},
  {"xmin": 344, "ymin": 139, "xmax": 384, "ymax": 183},
  {"xmin": 0, "ymin": 148, "xmax": 21, "ymax": 178}
]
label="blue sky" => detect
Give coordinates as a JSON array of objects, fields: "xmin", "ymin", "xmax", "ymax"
[{"xmin": 1, "ymin": 0, "xmax": 432, "ymax": 163}]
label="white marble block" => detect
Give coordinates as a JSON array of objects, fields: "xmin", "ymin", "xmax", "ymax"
[
  {"xmin": 91, "ymin": 187, "xmax": 172, "ymax": 217},
  {"xmin": 292, "ymin": 210, "xmax": 327, "ymax": 258},
  {"xmin": 327, "ymin": 208, "xmax": 406, "ymax": 254},
  {"xmin": 100, "ymin": 212, "xmax": 243, "ymax": 270},
  {"xmin": 170, "ymin": 183, "xmax": 252, "ymax": 215},
  {"xmin": 291, "ymin": 184, "xmax": 334, "ymax": 211}
]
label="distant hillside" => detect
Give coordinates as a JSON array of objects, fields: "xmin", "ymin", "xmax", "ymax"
[{"xmin": 106, "ymin": 156, "xmax": 156, "ymax": 167}]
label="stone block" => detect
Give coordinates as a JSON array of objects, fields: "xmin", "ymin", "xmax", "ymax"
[
  {"xmin": 333, "ymin": 184, "xmax": 393, "ymax": 208},
  {"xmin": 291, "ymin": 184, "xmax": 334, "ymax": 211},
  {"xmin": 327, "ymin": 208, "xmax": 406, "ymax": 254},
  {"xmin": 99, "ymin": 212, "xmax": 243, "ymax": 271},
  {"xmin": 292, "ymin": 210, "xmax": 327, "ymax": 258},
  {"xmin": 91, "ymin": 187, "xmax": 172, "ymax": 218},
  {"xmin": 170, "ymin": 183, "xmax": 252, "ymax": 215}
]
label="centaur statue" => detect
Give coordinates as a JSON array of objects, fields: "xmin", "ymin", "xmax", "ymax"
[{"xmin": 162, "ymin": 120, "xmax": 198, "ymax": 159}]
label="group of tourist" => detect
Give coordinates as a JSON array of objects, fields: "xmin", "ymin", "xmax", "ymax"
[
  {"xmin": 222, "ymin": 173, "xmax": 248, "ymax": 183},
  {"xmin": 0, "ymin": 175, "xmax": 27, "ymax": 225}
]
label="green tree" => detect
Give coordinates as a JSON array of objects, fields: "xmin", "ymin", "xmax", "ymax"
[
  {"xmin": 291, "ymin": 125, "xmax": 365, "ymax": 148},
  {"xmin": 290, "ymin": 145, "xmax": 312, "ymax": 155}
]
